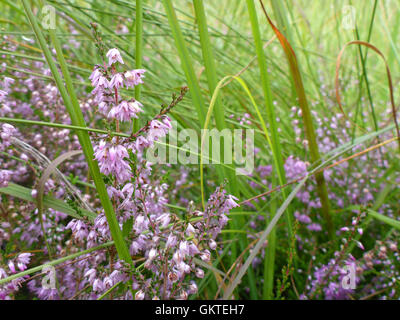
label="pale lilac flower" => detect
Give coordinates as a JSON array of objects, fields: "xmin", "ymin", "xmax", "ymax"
[
  {"xmin": 1, "ymin": 123, "xmax": 16, "ymax": 146},
  {"xmin": 146, "ymin": 119, "xmax": 171, "ymax": 143},
  {"xmin": 209, "ymin": 239, "xmax": 217, "ymax": 250},
  {"xmin": 307, "ymin": 223, "xmax": 322, "ymax": 232},
  {"xmin": 225, "ymin": 195, "xmax": 239, "ymax": 209},
  {"xmin": 106, "ymin": 48, "xmax": 124, "ymax": 66},
  {"xmin": 294, "ymin": 211, "xmax": 312, "ymax": 224},
  {"xmin": 93, "ymin": 141, "xmax": 132, "ymax": 183},
  {"xmin": 0, "ymin": 90, "xmax": 8, "ymax": 102},
  {"xmin": 108, "ymin": 100, "xmax": 143, "ymax": 122},
  {"xmin": 98, "ymin": 101, "xmax": 109, "ymax": 115},
  {"xmin": 84, "ymin": 269, "xmax": 97, "ymax": 284},
  {"xmin": 134, "ymin": 136, "xmax": 150, "ymax": 152},
  {"xmin": 185, "ymin": 224, "xmax": 195, "ymax": 236},
  {"xmin": 0, "ymin": 268, "xmax": 7, "ymax": 279},
  {"xmin": 66, "ymin": 219, "xmax": 88, "ymax": 241},
  {"xmin": 195, "ymin": 268, "xmax": 204, "ymax": 278},
  {"xmin": 188, "ymin": 281, "xmax": 198, "ymax": 294},
  {"xmin": 156, "ymin": 213, "xmax": 170, "ymax": 228},
  {"xmin": 124, "ymin": 69, "xmax": 146, "ymax": 88},
  {"xmin": 179, "ymin": 241, "xmax": 190, "ymax": 256},
  {"xmin": 109, "ymin": 73, "xmax": 124, "ymax": 89},
  {"xmin": 200, "ymin": 250, "xmax": 211, "ymax": 262},
  {"xmin": 189, "ymin": 243, "xmax": 200, "ymax": 255},
  {"xmin": 0, "ymin": 170, "xmax": 12, "ymax": 188},
  {"xmin": 179, "ymin": 290, "xmax": 188, "ymax": 300},
  {"xmin": 8, "ymin": 261, "xmax": 16, "ymax": 274},
  {"xmin": 103, "ymin": 276, "xmax": 113, "ymax": 289},
  {"xmin": 16, "ymin": 253, "xmax": 32, "ymax": 271},
  {"xmin": 91, "ymin": 75, "xmax": 109, "ymax": 95},
  {"xmin": 93, "ymin": 279, "xmax": 104, "ymax": 292},
  {"xmin": 355, "ymin": 240, "xmax": 364, "ymax": 250},
  {"xmin": 89, "ymin": 68, "xmax": 102, "ymax": 86},
  {"xmin": 148, "ymin": 248, "xmax": 157, "ymax": 261},
  {"xmin": 135, "ymin": 290, "xmax": 145, "ymax": 300},
  {"xmin": 166, "ymin": 234, "xmax": 177, "ymax": 248}
]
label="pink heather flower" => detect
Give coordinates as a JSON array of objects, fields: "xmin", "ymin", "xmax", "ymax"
[
  {"xmin": 106, "ymin": 48, "xmax": 124, "ymax": 66},
  {"xmin": 108, "ymin": 100, "xmax": 143, "ymax": 122},
  {"xmin": 133, "ymin": 135, "xmax": 150, "ymax": 152},
  {"xmin": 148, "ymin": 248, "xmax": 157, "ymax": 261},
  {"xmin": 200, "ymin": 250, "xmax": 211, "ymax": 262},
  {"xmin": 294, "ymin": 211, "xmax": 312, "ymax": 224},
  {"xmin": 92, "ymin": 74, "xmax": 109, "ymax": 88},
  {"xmin": 1, "ymin": 123, "xmax": 16, "ymax": 146},
  {"xmin": 8, "ymin": 261, "xmax": 16, "ymax": 273},
  {"xmin": 166, "ymin": 234, "xmax": 177, "ymax": 248},
  {"xmin": 156, "ymin": 213, "xmax": 170, "ymax": 228},
  {"xmin": 179, "ymin": 290, "xmax": 188, "ymax": 300},
  {"xmin": 93, "ymin": 279, "xmax": 104, "ymax": 292},
  {"xmin": 188, "ymin": 281, "xmax": 198, "ymax": 294},
  {"xmin": 91, "ymin": 75, "xmax": 109, "ymax": 95},
  {"xmin": 16, "ymin": 253, "xmax": 32, "ymax": 271},
  {"xmin": 189, "ymin": 243, "xmax": 200, "ymax": 255},
  {"xmin": 109, "ymin": 73, "xmax": 124, "ymax": 89},
  {"xmin": 209, "ymin": 239, "xmax": 217, "ymax": 250},
  {"xmin": 134, "ymin": 215, "xmax": 149, "ymax": 233},
  {"xmin": 225, "ymin": 195, "xmax": 239, "ymax": 210},
  {"xmin": 66, "ymin": 219, "xmax": 88, "ymax": 242},
  {"xmin": 98, "ymin": 101, "xmax": 110, "ymax": 116},
  {"xmin": 161, "ymin": 116, "xmax": 172, "ymax": 129},
  {"xmin": 135, "ymin": 290, "xmax": 145, "ymax": 300},
  {"xmin": 185, "ymin": 223, "xmax": 196, "ymax": 236},
  {"xmin": 124, "ymin": 69, "xmax": 146, "ymax": 88},
  {"xmin": 340, "ymin": 227, "xmax": 350, "ymax": 232},
  {"xmin": 355, "ymin": 240, "xmax": 364, "ymax": 250},
  {"xmin": 179, "ymin": 241, "xmax": 190, "ymax": 256},
  {"xmin": 89, "ymin": 68, "xmax": 102, "ymax": 86},
  {"xmin": 84, "ymin": 269, "xmax": 97, "ymax": 284},
  {"xmin": 307, "ymin": 223, "xmax": 322, "ymax": 232},
  {"xmin": 0, "ymin": 90, "xmax": 8, "ymax": 102},
  {"xmin": 0, "ymin": 268, "xmax": 7, "ymax": 279},
  {"xmin": 94, "ymin": 141, "xmax": 132, "ymax": 183},
  {"xmin": 103, "ymin": 276, "xmax": 113, "ymax": 289},
  {"xmin": 0, "ymin": 170, "xmax": 12, "ymax": 188},
  {"xmin": 195, "ymin": 268, "xmax": 204, "ymax": 278},
  {"xmin": 146, "ymin": 119, "xmax": 171, "ymax": 143},
  {"xmin": 31, "ymin": 189, "xmax": 38, "ymax": 198}
]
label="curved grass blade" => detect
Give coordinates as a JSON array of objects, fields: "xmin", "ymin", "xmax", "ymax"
[
  {"xmin": 37, "ymin": 150, "xmax": 84, "ymax": 219},
  {"xmin": 335, "ymin": 40, "xmax": 400, "ymax": 151}
]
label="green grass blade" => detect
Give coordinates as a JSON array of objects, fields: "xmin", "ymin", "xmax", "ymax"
[
  {"xmin": 162, "ymin": 0, "xmax": 206, "ymax": 126},
  {"xmin": 246, "ymin": 0, "xmax": 293, "ymax": 299},
  {"xmin": 133, "ymin": 0, "xmax": 143, "ymax": 132},
  {"xmin": 367, "ymin": 209, "xmax": 400, "ymax": 231}
]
